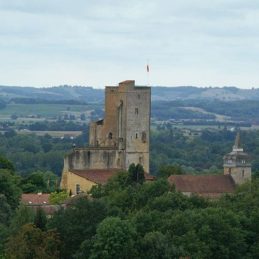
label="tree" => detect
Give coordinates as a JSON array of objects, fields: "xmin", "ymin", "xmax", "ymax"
[
  {"xmin": 0, "ymin": 155, "xmax": 15, "ymax": 172},
  {"xmin": 0, "ymin": 169, "xmax": 21, "ymax": 209},
  {"xmin": 158, "ymin": 164, "xmax": 183, "ymax": 178},
  {"xmin": 5, "ymin": 224, "xmax": 61, "ymax": 259},
  {"xmin": 49, "ymin": 191, "xmax": 69, "ymax": 205},
  {"xmin": 128, "ymin": 163, "xmax": 145, "ymax": 184},
  {"xmin": 47, "ymin": 198, "xmax": 107, "ymax": 259},
  {"xmin": 9, "ymin": 204, "xmax": 34, "ymax": 234},
  {"xmin": 90, "ymin": 217, "xmax": 137, "ymax": 259},
  {"xmin": 34, "ymin": 207, "xmax": 47, "ymax": 230},
  {"xmin": 0, "ymin": 195, "xmax": 12, "ymax": 255},
  {"xmin": 139, "ymin": 231, "xmax": 182, "ymax": 259}
]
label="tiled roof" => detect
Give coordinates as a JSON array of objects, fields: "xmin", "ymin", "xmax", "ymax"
[
  {"xmin": 168, "ymin": 175, "xmax": 235, "ymax": 195},
  {"xmin": 71, "ymin": 169, "xmax": 121, "ymax": 184},
  {"xmin": 71, "ymin": 169, "xmax": 156, "ymax": 184},
  {"xmin": 21, "ymin": 193, "xmax": 50, "ymax": 205}
]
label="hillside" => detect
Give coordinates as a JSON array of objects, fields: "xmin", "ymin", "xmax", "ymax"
[{"xmin": 1, "ymin": 85, "xmax": 259, "ymax": 102}]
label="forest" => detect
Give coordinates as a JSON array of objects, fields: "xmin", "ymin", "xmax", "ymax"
[{"xmin": 0, "ymin": 159, "xmax": 259, "ymax": 258}]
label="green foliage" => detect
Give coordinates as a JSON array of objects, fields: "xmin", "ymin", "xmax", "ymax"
[
  {"xmin": 139, "ymin": 231, "xmax": 182, "ymax": 259},
  {"xmin": 128, "ymin": 163, "xmax": 145, "ymax": 184},
  {"xmin": 9, "ymin": 205, "xmax": 34, "ymax": 234},
  {"xmin": 158, "ymin": 164, "xmax": 183, "ymax": 178},
  {"xmin": 34, "ymin": 208, "xmax": 47, "ymax": 230},
  {"xmin": 0, "ymin": 133, "xmax": 77, "ymax": 175},
  {"xmin": 47, "ymin": 198, "xmax": 107, "ymax": 259},
  {"xmin": 89, "ymin": 217, "xmax": 137, "ymax": 259},
  {"xmin": 20, "ymin": 171, "xmax": 58, "ymax": 193},
  {"xmin": 5, "ymin": 223, "xmax": 61, "ymax": 259},
  {"xmin": 151, "ymin": 129, "xmax": 259, "ymax": 174},
  {"xmin": 0, "ymin": 195, "xmax": 12, "ymax": 255},
  {"xmin": 49, "ymin": 190, "xmax": 69, "ymax": 204},
  {"xmin": 0, "ymin": 156, "xmax": 14, "ymax": 171},
  {"xmin": 0, "ymin": 169, "xmax": 21, "ymax": 209}
]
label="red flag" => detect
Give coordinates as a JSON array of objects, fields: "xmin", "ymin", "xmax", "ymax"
[{"xmin": 147, "ymin": 64, "xmax": 149, "ymax": 72}]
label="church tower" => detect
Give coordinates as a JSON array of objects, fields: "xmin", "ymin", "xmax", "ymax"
[{"xmin": 223, "ymin": 132, "xmax": 251, "ymax": 185}]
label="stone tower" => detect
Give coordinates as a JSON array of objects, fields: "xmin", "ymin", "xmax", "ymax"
[
  {"xmin": 61, "ymin": 79, "xmax": 151, "ymax": 187},
  {"xmin": 223, "ymin": 132, "xmax": 251, "ymax": 185},
  {"xmin": 89, "ymin": 80, "xmax": 151, "ymax": 172}
]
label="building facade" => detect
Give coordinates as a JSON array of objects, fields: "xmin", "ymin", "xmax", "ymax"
[{"xmin": 61, "ymin": 80, "xmax": 151, "ymax": 194}]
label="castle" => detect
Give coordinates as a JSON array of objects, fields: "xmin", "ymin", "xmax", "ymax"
[{"xmin": 61, "ymin": 80, "xmax": 151, "ymax": 194}]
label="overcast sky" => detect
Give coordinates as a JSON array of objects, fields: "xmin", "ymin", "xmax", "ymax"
[{"xmin": 0, "ymin": 0, "xmax": 259, "ymax": 88}]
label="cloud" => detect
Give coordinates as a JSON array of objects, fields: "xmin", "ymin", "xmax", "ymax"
[{"xmin": 0, "ymin": 0, "xmax": 259, "ymax": 88}]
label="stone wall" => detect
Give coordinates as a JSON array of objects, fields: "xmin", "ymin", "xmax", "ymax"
[
  {"xmin": 63, "ymin": 148, "xmax": 124, "ymax": 172},
  {"xmin": 224, "ymin": 167, "xmax": 251, "ymax": 185}
]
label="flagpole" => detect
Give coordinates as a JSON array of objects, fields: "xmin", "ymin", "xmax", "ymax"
[{"xmin": 146, "ymin": 60, "xmax": 150, "ymax": 87}]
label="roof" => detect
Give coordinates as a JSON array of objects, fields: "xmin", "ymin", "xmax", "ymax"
[
  {"xmin": 71, "ymin": 169, "xmax": 121, "ymax": 184},
  {"xmin": 70, "ymin": 169, "xmax": 156, "ymax": 184},
  {"xmin": 168, "ymin": 175, "xmax": 235, "ymax": 195},
  {"xmin": 21, "ymin": 193, "xmax": 50, "ymax": 205}
]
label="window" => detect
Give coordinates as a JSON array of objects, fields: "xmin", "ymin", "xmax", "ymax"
[
  {"xmin": 76, "ymin": 184, "xmax": 80, "ymax": 194},
  {"xmin": 228, "ymin": 168, "xmax": 231, "ymax": 174},
  {"xmin": 117, "ymin": 158, "xmax": 120, "ymax": 166},
  {"xmin": 108, "ymin": 132, "xmax": 113, "ymax": 139},
  {"xmin": 137, "ymin": 94, "xmax": 141, "ymax": 99},
  {"xmin": 241, "ymin": 160, "xmax": 246, "ymax": 164},
  {"xmin": 135, "ymin": 108, "xmax": 138, "ymax": 115},
  {"xmin": 139, "ymin": 157, "xmax": 143, "ymax": 164},
  {"xmin": 141, "ymin": 131, "xmax": 147, "ymax": 143},
  {"xmin": 135, "ymin": 133, "xmax": 138, "ymax": 139},
  {"xmin": 242, "ymin": 169, "xmax": 245, "ymax": 177}
]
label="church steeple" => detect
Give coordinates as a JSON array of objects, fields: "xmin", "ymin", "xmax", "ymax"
[
  {"xmin": 233, "ymin": 131, "xmax": 243, "ymax": 152},
  {"xmin": 223, "ymin": 131, "xmax": 251, "ymax": 185}
]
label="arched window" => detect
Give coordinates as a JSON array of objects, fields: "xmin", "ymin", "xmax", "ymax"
[{"xmin": 108, "ymin": 132, "xmax": 113, "ymax": 139}]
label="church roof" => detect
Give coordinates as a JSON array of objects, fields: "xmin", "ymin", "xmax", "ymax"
[
  {"xmin": 168, "ymin": 175, "xmax": 235, "ymax": 196},
  {"xmin": 70, "ymin": 169, "xmax": 155, "ymax": 184},
  {"xmin": 71, "ymin": 169, "xmax": 120, "ymax": 184}
]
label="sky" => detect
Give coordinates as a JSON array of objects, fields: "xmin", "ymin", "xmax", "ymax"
[{"xmin": 0, "ymin": 0, "xmax": 259, "ymax": 88}]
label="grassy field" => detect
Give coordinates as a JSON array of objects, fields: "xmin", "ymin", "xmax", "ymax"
[
  {"xmin": 0, "ymin": 103, "xmax": 104, "ymax": 126},
  {"xmin": 0, "ymin": 103, "xmax": 94, "ymax": 117},
  {"xmin": 17, "ymin": 130, "xmax": 82, "ymax": 138}
]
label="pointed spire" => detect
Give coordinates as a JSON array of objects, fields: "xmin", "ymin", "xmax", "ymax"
[{"xmin": 233, "ymin": 131, "xmax": 243, "ymax": 151}]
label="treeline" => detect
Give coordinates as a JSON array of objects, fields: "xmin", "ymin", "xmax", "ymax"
[
  {"xmin": 9, "ymin": 98, "xmax": 89, "ymax": 105},
  {"xmin": 21, "ymin": 121, "xmax": 88, "ymax": 131},
  {"xmin": 1, "ymin": 161, "xmax": 259, "ymax": 258},
  {"xmin": 152, "ymin": 106, "xmax": 215, "ymax": 120},
  {"xmin": 152, "ymin": 99, "xmax": 259, "ymax": 122},
  {"xmin": 150, "ymin": 128, "xmax": 259, "ymax": 174},
  {"xmin": 0, "ymin": 131, "xmax": 88, "ymax": 176}
]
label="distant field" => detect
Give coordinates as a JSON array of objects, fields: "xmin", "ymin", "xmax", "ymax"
[
  {"xmin": 17, "ymin": 130, "xmax": 82, "ymax": 138},
  {"xmin": 0, "ymin": 103, "xmax": 94, "ymax": 116}
]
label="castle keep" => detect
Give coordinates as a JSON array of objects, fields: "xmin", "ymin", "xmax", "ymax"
[{"xmin": 61, "ymin": 80, "xmax": 151, "ymax": 194}]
